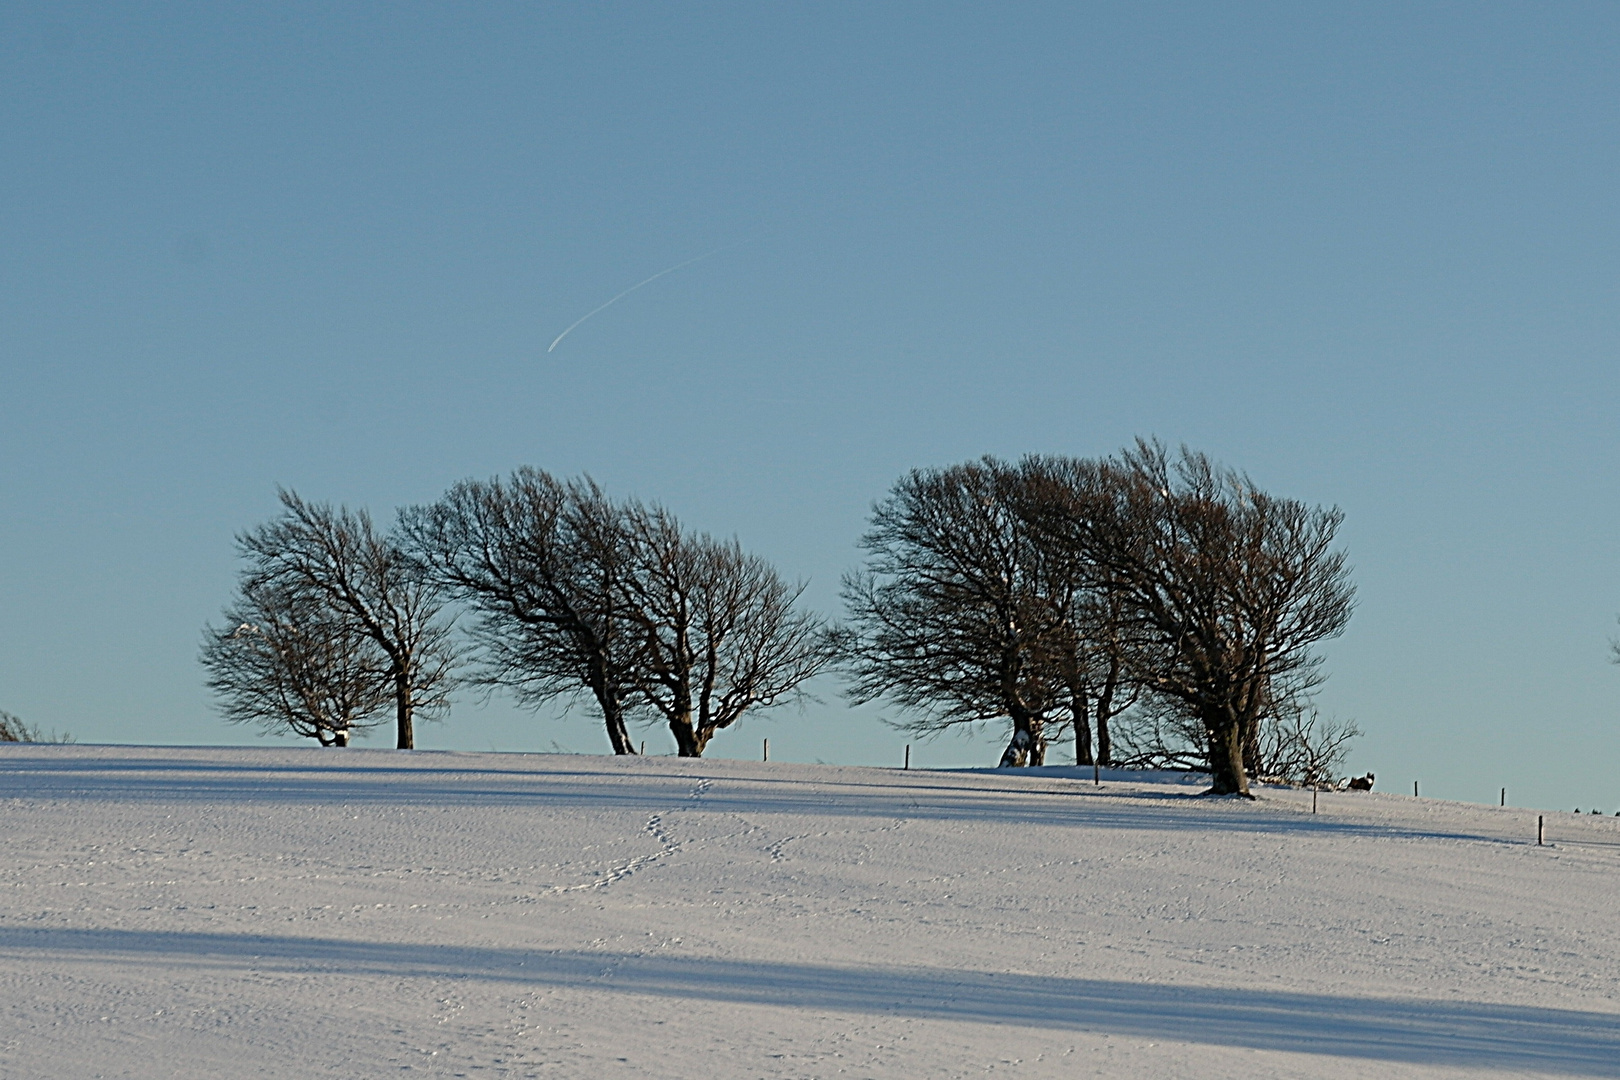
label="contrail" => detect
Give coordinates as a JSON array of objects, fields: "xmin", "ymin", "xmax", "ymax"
[{"xmin": 546, "ymin": 243, "xmax": 747, "ymax": 354}]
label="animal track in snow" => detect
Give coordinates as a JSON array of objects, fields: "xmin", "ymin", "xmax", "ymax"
[
  {"xmin": 766, "ymin": 834, "xmax": 808, "ymax": 863},
  {"xmin": 546, "ymin": 777, "xmax": 712, "ymax": 893}
]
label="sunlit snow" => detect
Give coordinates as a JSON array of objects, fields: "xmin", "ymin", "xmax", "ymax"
[{"xmin": 2, "ymin": 746, "xmax": 1617, "ymax": 1078}]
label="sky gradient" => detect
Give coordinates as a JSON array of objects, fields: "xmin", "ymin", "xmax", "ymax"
[{"xmin": 2, "ymin": 3, "xmax": 1617, "ymax": 811}]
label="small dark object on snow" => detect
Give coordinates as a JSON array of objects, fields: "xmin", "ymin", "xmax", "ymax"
[{"xmin": 1346, "ymin": 773, "xmax": 1374, "ymax": 791}]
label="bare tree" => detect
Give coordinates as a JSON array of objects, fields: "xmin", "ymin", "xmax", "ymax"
[
  {"xmin": 619, "ymin": 503, "xmax": 839, "ymax": 756},
  {"xmin": 235, "ymin": 490, "xmax": 456, "ymax": 749},
  {"xmin": 402, "ymin": 470, "xmax": 643, "ymax": 754},
  {"xmin": 842, "ymin": 460, "xmax": 1080, "ymax": 766},
  {"xmin": 1023, "ymin": 441, "xmax": 1355, "ymax": 797},
  {"xmin": 1255, "ymin": 703, "xmax": 1361, "ymax": 786},
  {"xmin": 200, "ymin": 577, "xmax": 393, "ymax": 746}
]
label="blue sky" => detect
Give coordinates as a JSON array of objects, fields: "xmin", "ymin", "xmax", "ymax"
[{"xmin": 2, "ymin": 3, "xmax": 1617, "ymax": 810}]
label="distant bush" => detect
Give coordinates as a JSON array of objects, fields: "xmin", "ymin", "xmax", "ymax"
[{"xmin": 0, "ymin": 709, "xmax": 74, "ymax": 744}]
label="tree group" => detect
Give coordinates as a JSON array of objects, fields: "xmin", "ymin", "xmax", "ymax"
[
  {"xmin": 202, "ymin": 442, "xmax": 1357, "ymax": 795},
  {"xmin": 843, "ymin": 441, "xmax": 1356, "ymax": 796},
  {"xmin": 203, "ymin": 471, "xmax": 839, "ymax": 759}
]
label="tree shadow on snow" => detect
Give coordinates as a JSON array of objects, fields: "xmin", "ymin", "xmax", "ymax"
[
  {"xmin": 1, "ymin": 926, "xmax": 1615, "ymax": 1075},
  {"xmin": 0, "ymin": 750, "xmax": 1548, "ymax": 849}
]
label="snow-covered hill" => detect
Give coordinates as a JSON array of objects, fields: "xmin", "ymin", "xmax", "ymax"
[{"xmin": 2, "ymin": 746, "xmax": 1617, "ymax": 1078}]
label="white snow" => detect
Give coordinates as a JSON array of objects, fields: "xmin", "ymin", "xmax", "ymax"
[{"xmin": 2, "ymin": 745, "xmax": 1617, "ymax": 1078}]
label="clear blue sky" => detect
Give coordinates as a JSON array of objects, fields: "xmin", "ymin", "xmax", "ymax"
[{"xmin": 3, "ymin": 3, "xmax": 1617, "ymax": 810}]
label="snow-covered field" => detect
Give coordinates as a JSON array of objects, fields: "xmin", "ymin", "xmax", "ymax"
[{"xmin": 2, "ymin": 746, "xmax": 1617, "ymax": 1078}]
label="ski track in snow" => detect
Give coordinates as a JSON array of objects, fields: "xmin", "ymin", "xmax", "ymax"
[{"xmin": 2, "ymin": 745, "xmax": 1619, "ymax": 1079}]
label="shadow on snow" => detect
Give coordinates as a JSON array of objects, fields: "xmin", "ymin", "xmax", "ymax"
[
  {"xmin": 0, "ymin": 748, "xmax": 1555, "ymax": 849},
  {"xmin": 1, "ymin": 926, "xmax": 1616, "ymax": 1075}
]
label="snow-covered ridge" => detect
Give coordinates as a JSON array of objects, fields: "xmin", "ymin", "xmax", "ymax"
[{"xmin": 2, "ymin": 746, "xmax": 1617, "ymax": 1078}]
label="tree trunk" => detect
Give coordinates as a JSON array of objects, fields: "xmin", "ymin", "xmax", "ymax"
[
  {"xmin": 1242, "ymin": 717, "xmax": 1262, "ymax": 778},
  {"xmin": 1203, "ymin": 708, "xmax": 1251, "ymax": 797},
  {"xmin": 998, "ymin": 709, "xmax": 1045, "ymax": 767},
  {"xmin": 692, "ymin": 726, "xmax": 715, "ymax": 757},
  {"xmin": 394, "ymin": 667, "xmax": 414, "ymax": 750},
  {"xmin": 602, "ymin": 702, "xmax": 635, "ymax": 754},
  {"xmin": 586, "ymin": 651, "xmax": 636, "ymax": 754},
  {"xmin": 999, "ymin": 729, "xmax": 1031, "ymax": 767},
  {"xmin": 1095, "ymin": 660, "xmax": 1120, "ymax": 767},
  {"xmin": 333, "ymin": 729, "xmax": 349, "ymax": 747},
  {"xmin": 669, "ymin": 710, "xmax": 703, "ymax": 757},
  {"xmin": 1071, "ymin": 682, "xmax": 1093, "ymax": 767}
]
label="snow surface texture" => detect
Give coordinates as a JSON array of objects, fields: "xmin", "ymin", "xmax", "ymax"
[{"xmin": 2, "ymin": 747, "xmax": 1618, "ymax": 1079}]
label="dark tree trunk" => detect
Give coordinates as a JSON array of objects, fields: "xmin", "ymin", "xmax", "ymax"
[
  {"xmin": 602, "ymin": 702, "xmax": 635, "ymax": 754},
  {"xmin": 1203, "ymin": 708, "xmax": 1252, "ymax": 797},
  {"xmin": 1242, "ymin": 717, "xmax": 1261, "ymax": 778},
  {"xmin": 394, "ymin": 667, "xmax": 414, "ymax": 750},
  {"xmin": 669, "ymin": 710, "xmax": 704, "ymax": 757},
  {"xmin": 1071, "ymin": 682, "xmax": 1093, "ymax": 767},
  {"xmin": 999, "ymin": 729, "xmax": 1031, "ymax": 767},
  {"xmin": 998, "ymin": 709, "xmax": 1045, "ymax": 767},
  {"xmin": 1095, "ymin": 660, "xmax": 1120, "ymax": 768},
  {"xmin": 586, "ymin": 650, "xmax": 637, "ymax": 754},
  {"xmin": 333, "ymin": 729, "xmax": 349, "ymax": 747}
]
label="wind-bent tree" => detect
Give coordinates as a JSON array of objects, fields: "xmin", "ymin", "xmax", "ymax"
[
  {"xmin": 200, "ymin": 577, "xmax": 393, "ymax": 746},
  {"xmin": 620, "ymin": 503, "xmax": 839, "ymax": 757},
  {"xmin": 403, "ymin": 470, "xmax": 643, "ymax": 755},
  {"xmin": 842, "ymin": 459, "xmax": 1081, "ymax": 767},
  {"xmin": 235, "ymin": 490, "xmax": 456, "ymax": 749},
  {"xmin": 1023, "ymin": 441, "xmax": 1355, "ymax": 796}
]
